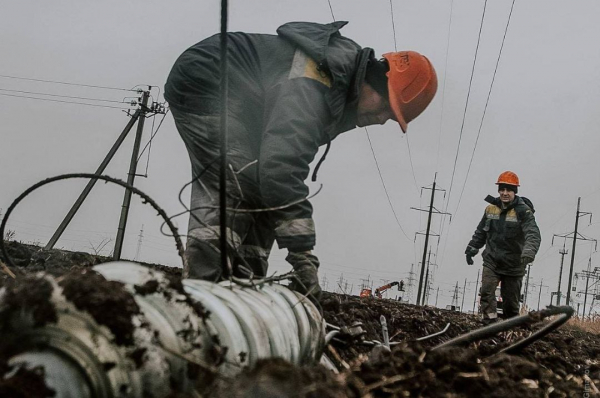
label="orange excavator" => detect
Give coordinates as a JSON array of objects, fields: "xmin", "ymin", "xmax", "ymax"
[{"xmin": 360, "ymin": 281, "xmax": 404, "ymax": 299}]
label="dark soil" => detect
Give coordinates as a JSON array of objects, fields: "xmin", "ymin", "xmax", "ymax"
[
  {"xmin": 58, "ymin": 268, "xmax": 140, "ymax": 346},
  {"xmin": 1, "ymin": 241, "xmax": 599, "ymax": 397}
]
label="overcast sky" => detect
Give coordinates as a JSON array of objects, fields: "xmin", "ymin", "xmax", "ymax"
[{"xmin": 2, "ymin": 0, "xmax": 599, "ymax": 313}]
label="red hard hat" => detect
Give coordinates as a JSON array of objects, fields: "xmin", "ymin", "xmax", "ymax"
[
  {"xmin": 496, "ymin": 171, "xmax": 520, "ymax": 186},
  {"xmin": 383, "ymin": 51, "xmax": 438, "ymax": 133}
]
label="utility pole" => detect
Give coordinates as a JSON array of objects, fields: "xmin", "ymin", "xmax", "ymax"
[
  {"xmin": 435, "ymin": 286, "xmax": 440, "ymax": 307},
  {"xmin": 321, "ymin": 274, "xmax": 329, "ymax": 292},
  {"xmin": 45, "ymin": 89, "xmax": 161, "ymax": 252},
  {"xmin": 523, "ymin": 264, "xmax": 532, "ymax": 308},
  {"xmin": 114, "ymin": 90, "xmax": 151, "ymax": 260},
  {"xmin": 407, "ymin": 264, "xmax": 417, "ymax": 303},
  {"xmin": 556, "ymin": 243, "xmax": 568, "ymax": 305},
  {"xmin": 450, "ymin": 282, "xmax": 460, "ymax": 311},
  {"xmin": 553, "ymin": 198, "xmax": 596, "ymax": 306},
  {"xmin": 460, "ymin": 278, "xmax": 467, "ymax": 313},
  {"xmin": 576, "ymin": 259, "xmax": 599, "ymax": 317},
  {"xmin": 421, "ymin": 248, "xmax": 433, "ymax": 305},
  {"xmin": 411, "ymin": 173, "xmax": 450, "ymax": 305},
  {"xmin": 536, "ymin": 278, "xmax": 549, "ymax": 311},
  {"xmin": 134, "ymin": 224, "xmax": 144, "ymax": 262},
  {"xmin": 472, "ymin": 269, "xmax": 480, "ymax": 314}
]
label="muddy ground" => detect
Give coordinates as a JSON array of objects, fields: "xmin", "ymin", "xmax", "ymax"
[{"xmin": 1, "ymin": 240, "xmax": 599, "ymax": 397}]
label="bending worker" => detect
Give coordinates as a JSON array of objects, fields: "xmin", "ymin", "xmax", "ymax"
[
  {"xmin": 165, "ymin": 21, "xmax": 438, "ymax": 300},
  {"xmin": 465, "ymin": 171, "xmax": 541, "ymax": 323}
]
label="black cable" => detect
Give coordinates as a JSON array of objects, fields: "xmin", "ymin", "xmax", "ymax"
[
  {"xmin": 0, "ymin": 173, "xmax": 185, "ymax": 270},
  {"xmin": 389, "ymin": 0, "xmax": 398, "ymax": 51},
  {"xmin": 137, "ymin": 108, "xmax": 170, "ymax": 165},
  {"xmin": 365, "ymin": 127, "xmax": 411, "ymax": 241},
  {"xmin": 0, "ymin": 74, "xmax": 136, "ymax": 91},
  {"xmin": 327, "ymin": 0, "xmax": 336, "ymax": 21},
  {"xmin": 219, "ymin": 0, "xmax": 230, "ymax": 279},
  {"xmin": 454, "ymin": 0, "xmax": 517, "ymax": 216},
  {"xmin": 435, "ymin": 0, "xmax": 455, "ymax": 173},
  {"xmin": 445, "ymin": 0, "xmax": 488, "ymax": 211},
  {"xmin": 0, "ymin": 92, "xmax": 133, "ymax": 110},
  {"xmin": 0, "ymin": 87, "xmax": 130, "ymax": 104},
  {"xmin": 432, "ymin": 306, "xmax": 574, "ymax": 352}
]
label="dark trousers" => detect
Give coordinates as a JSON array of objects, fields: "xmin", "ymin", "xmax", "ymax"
[
  {"xmin": 171, "ymin": 107, "xmax": 275, "ymax": 281},
  {"xmin": 480, "ymin": 265, "xmax": 523, "ymax": 320}
]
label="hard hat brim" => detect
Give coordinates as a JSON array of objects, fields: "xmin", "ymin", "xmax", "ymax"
[{"xmin": 387, "ymin": 87, "xmax": 408, "ymax": 133}]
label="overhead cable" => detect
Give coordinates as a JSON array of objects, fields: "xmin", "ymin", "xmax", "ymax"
[
  {"xmin": 435, "ymin": 0, "xmax": 455, "ymax": 173},
  {"xmin": 454, "ymin": 0, "xmax": 517, "ymax": 216},
  {"xmin": 365, "ymin": 127, "xmax": 411, "ymax": 241},
  {"xmin": 0, "ymin": 87, "xmax": 132, "ymax": 104},
  {"xmin": 0, "ymin": 92, "xmax": 133, "ymax": 110},
  {"xmin": 444, "ymin": 0, "xmax": 489, "ymax": 211},
  {"xmin": 0, "ymin": 74, "xmax": 136, "ymax": 91},
  {"xmin": 389, "ymin": 0, "xmax": 420, "ymax": 193}
]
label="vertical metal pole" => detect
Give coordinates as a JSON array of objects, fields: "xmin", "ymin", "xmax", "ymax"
[
  {"xmin": 523, "ymin": 264, "xmax": 531, "ymax": 307},
  {"xmin": 113, "ymin": 90, "xmax": 150, "ymax": 260},
  {"xmin": 422, "ymin": 248, "xmax": 431, "ymax": 305},
  {"xmin": 472, "ymin": 269, "xmax": 480, "ymax": 314},
  {"xmin": 417, "ymin": 174, "xmax": 436, "ymax": 305},
  {"xmin": 566, "ymin": 197, "xmax": 581, "ymax": 305},
  {"xmin": 557, "ymin": 243, "xmax": 567, "ymax": 305},
  {"xmin": 219, "ymin": 0, "xmax": 229, "ymax": 274},
  {"xmin": 583, "ymin": 258, "xmax": 591, "ymax": 317},
  {"xmin": 44, "ymin": 110, "xmax": 141, "ymax": 250},
  {"xmin": 460, "ymin": 278, "xmax": 467, "ymax": 313},
  {"xmin": 537, "ymin": 278, "xmax": 543, "ymax": 311},
  {"xmin": 435, "ymin": 287, "xmax": 439, "ymax": 307}
]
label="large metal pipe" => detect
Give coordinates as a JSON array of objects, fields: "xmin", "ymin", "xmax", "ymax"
[{"xmin": 1, "ymin": 262, "xmax": 326, "ymax": 397}]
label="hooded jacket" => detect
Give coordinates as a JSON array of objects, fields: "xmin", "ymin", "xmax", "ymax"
[
  {"xmin": 468, "ymin": 196, "xmax": 541, "ymax": 276},
  {"xmin": 165, "ymin": 22, "xmax": 373, "ymax": 251}
]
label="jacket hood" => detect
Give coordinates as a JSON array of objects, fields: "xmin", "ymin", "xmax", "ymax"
[{"xmin": 277, "ymin": 21, "xmax": 373, "ymax": 137}]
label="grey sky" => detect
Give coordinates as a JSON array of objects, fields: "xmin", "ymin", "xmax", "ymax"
[{"xmin": 2, "ymin": 0, "xmax": 599, "ymax": 311}]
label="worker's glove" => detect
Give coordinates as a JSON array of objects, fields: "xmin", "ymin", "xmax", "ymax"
[
  {"xmin": 286, "ymin": 250, "xmax": 322, "ymax": 303},
  {"xmin": 465, "ymin": 246, "xmax": 479, "ymax": 266},
  {"xmin": 521, "ymin": 256, "xmax": 534, "ymax": 267}
]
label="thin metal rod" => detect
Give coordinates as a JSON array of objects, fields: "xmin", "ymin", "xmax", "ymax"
[
  {"xmin": 417, "ymin": 174, "xmax": 436, "ymax": 305},
  {"xmin": 44, "ymin": 109, "xmax": 142, "ymax": 250},
  {"xmin": 219, "ymin": 0, "xmax": 229, "ymax": 274},
  {"xmin": 566, "ymin": 197, "xmax": 581, "ymax": 305},
  {"xmin": 472, "ymin": 269, "xmax": 480, "ymax": 314},
  {"xmin": 114, "ymin": 90, "xmax": 150, "ymax": 260},
  {"xmin": 557, "ymin": 242, "xmax": 567, "ymax": 305}
]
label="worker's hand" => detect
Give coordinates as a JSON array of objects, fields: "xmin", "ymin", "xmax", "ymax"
[
  {"xmin": 465, "ymin": 246, "xmax": 478, "ymax": 266},
  {"xmin": 466, "ymin": 254, "xmax": 474, "ymax": 266},
  {"xmin": 286, "ymin": 250, "xmax": 322, "ymax": 303},
  {"xmin": 521, "ymin": 256, "xmax": 534, "ymax": 267}
]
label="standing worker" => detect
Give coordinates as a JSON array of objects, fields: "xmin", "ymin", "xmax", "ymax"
[
  {"xmin": 165, "ymin": 21, "xmax": 438, "ymax": 301},
  {"xmin": 465, "ymin": 171, "xmax": 541, "ymax": 323}
]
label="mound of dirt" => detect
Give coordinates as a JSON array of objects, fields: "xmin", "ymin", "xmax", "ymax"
[{"xmin": 1, "ymin": 241, "xmax": 599, "ymax": 397}]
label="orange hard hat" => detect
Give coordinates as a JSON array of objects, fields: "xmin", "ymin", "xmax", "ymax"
[
  {"xmin": 383, "ymin": 51, "xmax": 438, "ymax": 133},
  {"xmin": 496, "ymin": 171, "xmax": 520, "ymax": 186}
]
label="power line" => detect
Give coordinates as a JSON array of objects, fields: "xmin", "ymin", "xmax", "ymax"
[
  {"xmin": 445, "ymin": 0, "xmax": 488, "ymax": 210},
  {"xmin": 389, "ymin": 0, "xmax": 398, "ymax": 51},
  {"xmin": 388, "ymin": 1, "xmax": 420, "ymax": 194},
  {"xmin": 435, "ymin": 0, "xmax": 455, "ymax": 173},
  {"xmin": 365, "ymin": 127, "xmax": 411, "ymax": 240},
  {"xmin": 0, "ymin": 92, "xmax": 134, "ymax": 110},
  {"xmin": 454, "ymin": 0, "xmax": 517, "ymax": 216},
  {"xmin": 437, "ymin": 0, "xmax": 489, "ymax": 269},
  {"xmin": 0, "ymin": 87, "xmax": 133, "ymax": 104},
  {"xmin": 326, "ymin": 0, "xmax": 336, "ymax": 21},
  {"xmin": 0, "ymin": 74, "xmax": 136, "ymax": 92}
]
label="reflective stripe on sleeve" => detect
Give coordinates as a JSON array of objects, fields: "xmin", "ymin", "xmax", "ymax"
[{"xmin": 275, "ymin": 218, "xmax": 315, "ymax": 238}]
